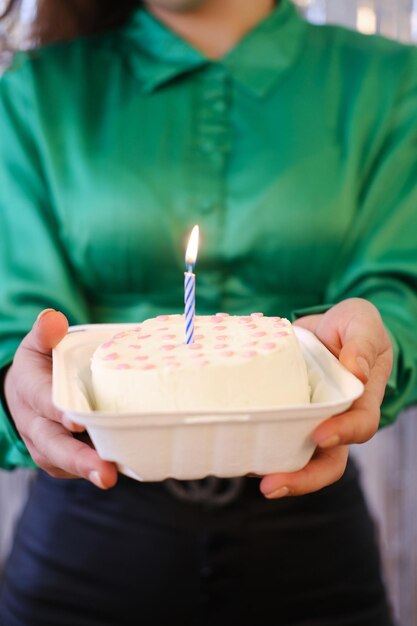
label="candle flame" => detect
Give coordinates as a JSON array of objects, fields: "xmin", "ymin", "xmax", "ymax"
[{"xmin": 185, "ymin": 225, "xmax": 199, "ymax": 267}]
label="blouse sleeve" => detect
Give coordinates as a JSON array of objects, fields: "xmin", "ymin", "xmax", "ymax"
[
  {"xmin": 0, "ymin": 59, "xmax": 90, "ymax": 469},
  {"xmin": 324, "ymin": 52, "xmax": 417, "ymax": 427}
]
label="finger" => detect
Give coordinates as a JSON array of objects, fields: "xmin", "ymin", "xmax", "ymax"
[
  {"xmin": 314, "ymin": 403, "xmax": 379, "ymax": 448},
  {"xmin": 29, "ymin": 414, "xmax": 118, "ymax": 489},
  {"xmin": 17, "ymin": 421, "xmax": 89, "ymax": 479},
  {"xmin": 22, "ymin": 308, "xmax": 69, "ymax": 356},
  {"xmin": 293, "ymin": 314, "xmax": 323, "ymax": 334},
  {"xmin": 335, "ymin": 303, "xmax": 391, "ymax": 383},
  {"xmin": 313, "ymin": 350, "xmax": 393, "ymax": 447},
  {"xmin": 339, "ymin": 340, "xmax": 393, "ymax": 387},
  {"xmin": 259, "ymin": 445, "xmax": 349, "ymax": 498},
  {"xmin": 12, "ymin": 355, "xmax": 84, "ymax": 432},
  {"xmin": 30, "ymin": 374, "xmax": 85, "ymax": 432},
  {"xmin": 14, "ymin": 310, "xmax": 84, "ymax": 431},
  {"xmin": 294, "ymin": 314, "xmax": 342, "ymax": 359},
  {"xmin": 61, "ymin": 416, "xmax": 86, "ymax": 432},
  {"xmin": 338, "ymin": 336, "xmax": 377, "ymax": 383},
  {"xmin": 296, "ymin": 300, "xmax": 392, "ymax": 382}
]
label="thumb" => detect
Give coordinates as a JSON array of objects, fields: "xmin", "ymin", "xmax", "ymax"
[
  {"xmin": 338, "ymin": 335, "xmax": 378, "ymax": 384},
  {"xmin": 311, "ymin": 299, "xmax": 390, "ymax": 385},
  {"xmin": 23, "ymin": 309, "xmax": 69, "ymax": 355}
]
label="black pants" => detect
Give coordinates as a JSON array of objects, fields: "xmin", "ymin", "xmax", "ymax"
[{"xmin": 0, "ymin": 458, "xmax": 395, "ymax": 626}]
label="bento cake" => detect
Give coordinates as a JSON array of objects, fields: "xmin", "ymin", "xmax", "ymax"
[{"xmin": 90, "ymin": 314, "xmax": 310, "ymax": 412}]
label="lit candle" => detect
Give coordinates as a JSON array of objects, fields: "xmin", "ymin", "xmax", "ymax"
[{"xmin": 184, "ymin": 225, "xmax": 199, "ymax": 345}]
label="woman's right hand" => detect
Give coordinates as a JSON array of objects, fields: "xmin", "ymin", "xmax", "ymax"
[{"xmin": 4, "ymin": 309, "xmax": 118, "ymax": 489}]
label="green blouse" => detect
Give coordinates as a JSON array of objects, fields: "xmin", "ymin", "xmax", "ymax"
[{"xmin": 1, "ymin": 0, "xmax": 417, "ymax": 469}]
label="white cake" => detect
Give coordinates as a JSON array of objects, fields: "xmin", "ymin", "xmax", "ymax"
[{"xmin": 90, "ymin": 313, "xmax": 311, "ymax": 412}]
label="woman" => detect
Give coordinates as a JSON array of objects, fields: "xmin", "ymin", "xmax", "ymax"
[{"xmin": 0, "ymin": 0, "xmax": 416, "ymax": 624}]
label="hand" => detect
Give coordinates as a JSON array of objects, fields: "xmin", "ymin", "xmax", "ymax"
[
  {"xmin": 4, "ymin": 309, "xmax": 118, "ymax": 489},
  {"xmin": 259, "ymin": 297, "xmax": 393, "ymax": 499}
]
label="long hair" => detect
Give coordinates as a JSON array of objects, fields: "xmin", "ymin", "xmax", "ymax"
[{"xmin": 0, "ymin": 0, "xmax": 139, "ymax": 60}]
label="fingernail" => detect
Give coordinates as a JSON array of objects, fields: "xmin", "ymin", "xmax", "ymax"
[
  {"xmin": 265, "ymin": 486, "xmax": 290, "ymax": 499},
  {"xmin": 356, "ymin": 356, "xmax": 370, "ymax": 381},
  {"xmin": 36, "ymin": 308, "xmax": 55, "ymax": 323},
  {"xmin": 318, "ymin": 434, "xmax": 341, "ymax": 449},
  {"xmin": 89, "ymin": 471, "xmax": 106, "ymax": 489},
  {"xmin": 63, "ymin": 417, "xmax": 84, "ymax": 432}
]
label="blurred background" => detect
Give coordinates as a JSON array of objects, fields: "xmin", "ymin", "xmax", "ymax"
[
  {"xmin": 1, "ymin": 1, "xmax": 417, "ymax": 625},
  {"xmin": 1, "ymin": 0, "xmax": 417, "ymax": 53},
  {"xmin": 295, "ymin": 0, "xmax": 417, "ymax": 42}
]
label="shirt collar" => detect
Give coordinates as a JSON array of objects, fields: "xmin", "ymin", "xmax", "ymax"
[{"xmin": 122, "ymin": 0, "xmax": 307, "ymax": 97}]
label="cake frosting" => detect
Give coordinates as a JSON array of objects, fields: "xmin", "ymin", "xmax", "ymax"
[{"xmin": 90, "ymin": 313, "xmax": 311, "ymax": 412}]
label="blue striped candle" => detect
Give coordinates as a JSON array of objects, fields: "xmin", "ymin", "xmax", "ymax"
[{"xmin": 184, "ymin": 225, "xmax": 199, "ymax": 345}]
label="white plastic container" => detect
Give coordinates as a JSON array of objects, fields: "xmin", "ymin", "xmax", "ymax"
[{"xmin": 52, "ymin": 324, "xmax": 364, "ymax": 481}]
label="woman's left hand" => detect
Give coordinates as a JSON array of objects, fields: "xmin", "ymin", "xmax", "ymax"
[{"xmin": 259, "ymin": 297, "xmax": 393, "ymax": 499}]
